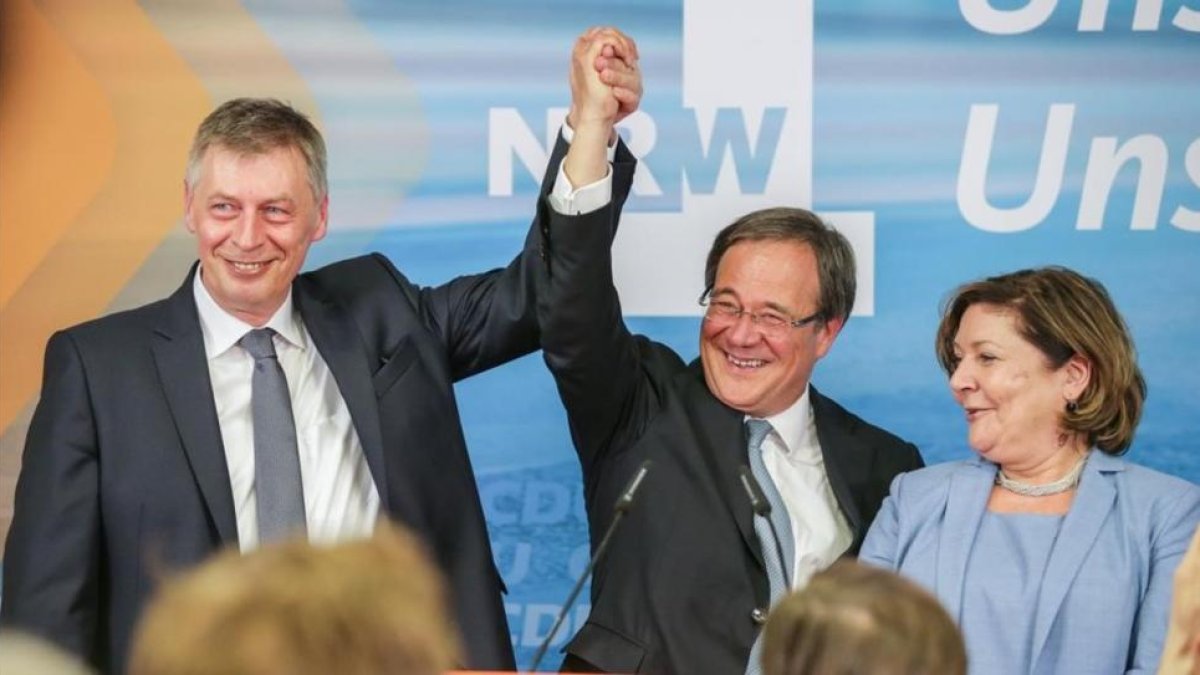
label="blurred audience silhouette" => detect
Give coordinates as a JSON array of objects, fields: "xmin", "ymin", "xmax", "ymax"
[
  {"xmin": 761, "ymin": 560, "xmax": 966, "ymax": 675},
  {"xmin": 128, "ymin": 522, "xmax": 458, "ymax": 675},
  {"xmin": 1159, "ymin": 525, "xmax": 1200, "ymax": 675},
  {"xmin": 0, "ymin": 631, "xmax": 93, "ymax": 675}
]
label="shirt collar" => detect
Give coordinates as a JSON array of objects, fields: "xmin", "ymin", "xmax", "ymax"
[
  {"xmin": 193, "ymin": 270, "xmax": 307, "ymax": 359},
  {"xmin": 747, "ymin": 385, "xmax": 820, "ymax": 462}
]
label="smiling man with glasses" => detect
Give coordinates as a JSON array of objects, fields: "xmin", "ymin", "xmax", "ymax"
[
  {"xmin": 693, "ymin": 212, "xmax": 855, "ymax": 424},
  {"xmin": 536, "ymin": 29, "xmax": 924, "ymax": 674}
]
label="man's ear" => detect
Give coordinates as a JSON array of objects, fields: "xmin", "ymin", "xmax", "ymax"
[
  {"xmin": 814, "ymin": 315, "xmax": 845, "ymax": 360},
  {"xmin": 183, "ymin": 179, "xmax": 197, "ymax": 234},
  {"xmin": 313, "ymin": 194, "xmax": 330, "ymax": 241}
]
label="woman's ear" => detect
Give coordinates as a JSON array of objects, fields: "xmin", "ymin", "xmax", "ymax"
[{"xmin": 1062, "ymin": 353, "xmax": 1092, "ymax": 403}]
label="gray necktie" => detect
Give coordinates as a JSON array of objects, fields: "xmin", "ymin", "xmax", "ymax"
[
  {"xmin": 745, "ymin": 418, "xmax": 794, "ymax": 675},
  {"xmin": 241, "ymin": 328, "xmax": 307, "ymax": 544}
]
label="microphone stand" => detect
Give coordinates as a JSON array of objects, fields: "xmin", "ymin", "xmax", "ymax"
[
  {"xmin": 527, "ymin": 460, "xmax": 653, "ymax": 672},
  {"xmin": 737, "ymin": 464, "xmax": 791, "ymax": 590}
]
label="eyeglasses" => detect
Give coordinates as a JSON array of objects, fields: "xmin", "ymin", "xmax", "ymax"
[{"xmin": 698, "ymin": 295, "xmax": 823, "ymax": 337}]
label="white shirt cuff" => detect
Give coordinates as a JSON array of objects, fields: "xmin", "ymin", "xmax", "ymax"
[{"xmin": 547, "ymin": 123, "xmax": 615, "ymax": 216}]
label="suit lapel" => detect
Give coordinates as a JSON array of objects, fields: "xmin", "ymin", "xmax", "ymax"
[
  {"xmin": 810, "ymin": 388, "xmax": 868, "ymax": 543},
  {"xmin": 934, "ymin": 459, "xmax": 992, "ymax": 620},
  {"xmin": 1029, "ymin": 453, "xmax": 1120, "ymax": 666},
  {"xmin": 151, "ymin": 266, "xmax": 238, "ymax": 545},
  {"xmin": 293, "ymin": 279, "xmax": 390, "ymax": 504},
  {"xmin": 684, "ymin": 364, "xmax": 763, "ymax": 568}
]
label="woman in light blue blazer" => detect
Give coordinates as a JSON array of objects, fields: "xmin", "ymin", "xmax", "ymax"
[{"xmin": 860, "ymin": 267, "xmax": 1200, "ymax": 675}]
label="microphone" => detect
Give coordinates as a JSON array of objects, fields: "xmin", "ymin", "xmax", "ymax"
[
  {"xmin": 737, "ymin": 464, "xmax": 792, "ymax": 591},
  {"xmin": 527, "ymin": 460, "xmax": 653, "ymax": 672},
  {"xmin": 738, "ymin": 464, "xmax": 770, "ymax": 517},
  {"xmin": 615, "ymin": 460, "xmax": 651, "ymax": 512}
]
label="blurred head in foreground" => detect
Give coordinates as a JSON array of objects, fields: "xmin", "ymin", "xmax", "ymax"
[
  {"xmin": 0, "ymin": 632, "xmax": 93, "ymax": 675},
  {"xmin": 128, "ymin": 522, "xmax": 459, "ymax": 675},
  {"xmin": 762, "ymin": 560, "xmax": 966, "ymax": 675}
]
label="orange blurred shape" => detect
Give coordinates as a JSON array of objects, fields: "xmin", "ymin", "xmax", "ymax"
[
  {"xmin": 0, "ymin": 0, "xmax": 114, "ymax": 310},
  {"xmin": 0, "ymin": 0, "xmax": 210, "ymax": 431}
]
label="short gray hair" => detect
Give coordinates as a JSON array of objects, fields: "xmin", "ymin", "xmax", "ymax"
[
  {"xmin": 186, "ymin": 98, "xmax": 327, "ymax": 201},
  {"xmin": 703, "ymin": 207, "xmax": 856, "ymax": 324}
]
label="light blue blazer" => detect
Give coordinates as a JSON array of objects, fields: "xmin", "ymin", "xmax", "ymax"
[{"xmin": 860, "ymin": 452, "xmax": 1200, "ymax": 675}]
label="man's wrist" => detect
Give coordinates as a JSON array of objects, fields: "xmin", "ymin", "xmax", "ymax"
[
  {"xmin": 564, "ymin": 114, "xmax": 618, "ymax": 147},
  {"xmin": 571, "ymin": 121, "xmax": 612, "ymax": 146}
]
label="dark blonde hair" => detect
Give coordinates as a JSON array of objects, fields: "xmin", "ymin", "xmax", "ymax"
[
  {"xmin": 186, "ymin": 98, "xmax": 327, "ymax": 201},
  {"xmin": 762, "ymin": 561, "xmax": 966, "ymax": 675},
  {"xmin": 129, "ymin": 522, "xmax": 459, "ymax": 675},
  {"xmin": 703, "ymin": 207, "xmax": 856, "ymax": 325},
  {"xmin": 935, "ymin": 266, "xmax": 1145, "ymax": 454}
]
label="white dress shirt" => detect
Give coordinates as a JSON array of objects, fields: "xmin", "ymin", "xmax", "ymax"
[
  {"xmin": 755, "ymin": 386, "xmax": 853, "ymax": 588},
  {"xmin": 193, "ymin": 273, "xmax": 380, "ymax": 551}
]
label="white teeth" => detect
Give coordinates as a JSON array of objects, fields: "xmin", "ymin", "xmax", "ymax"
[
  {"xmin": 230, "ymin": 261, "xmax": 266, "ymax": 272},
  {"xmin": 727, "ymin": 354, "xmax": 765, "ymax": 368}
]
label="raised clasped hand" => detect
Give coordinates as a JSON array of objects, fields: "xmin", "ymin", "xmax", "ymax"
[{"xmin": 568, "ymin": 26, "xmax": 641, "ymax": 133}]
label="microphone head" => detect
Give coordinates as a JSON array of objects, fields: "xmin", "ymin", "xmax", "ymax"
[
  {"xmin": 614, "ymin": 459, "xmax": 653, "ymax": 513},
  {"xmin": 738, "ymin": 465, "xmax": 771, "ymax": 517}
]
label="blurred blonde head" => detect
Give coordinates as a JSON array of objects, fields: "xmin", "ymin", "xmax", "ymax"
[
  {"xmin": 128, "ymin": 522, "xmax": 459, "ymax": 675},
  {"xmin": 0, "ymin": 632, "xmax": 92, "ymax": 675},
  {"xmin": 762, "ymin": 560, "xmax": 966, "ymax": 675}
]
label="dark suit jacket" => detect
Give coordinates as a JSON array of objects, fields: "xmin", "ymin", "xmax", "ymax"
[
  {"xmin": 536, "ymin": 141, "xmax": 924, "ymax": 674},
  {"xmin": 1, "ymin": 137, "xmax": 598, "ymax": 673}
]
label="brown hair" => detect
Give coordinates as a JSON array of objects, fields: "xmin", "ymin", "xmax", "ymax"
[
  {"xmin": 703, "ymin": 207, "xmax": 856, "ymax": 324},
  {"xmin": 129, "ymin": 522, "xmax": 460, "ymax": 675},
  {"xmin": 935, "ymin": 266, "xmax": 1145, "ymax": 454},
  {"xmin": 761, "ymin": 560, "xmax": 966, "ymax": 675},
  {"xmin": 186, "ymin": 98, "xmax": 327, "ymax": 201}
]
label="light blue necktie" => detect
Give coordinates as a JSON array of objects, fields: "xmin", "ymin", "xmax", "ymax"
[
  {"xmin": 745, "ymin": 418, "xmax": 794, "ymax": 675},
  {"xmin": 241, "ymin": 328, "xmax": 307, "ymax": 544}
]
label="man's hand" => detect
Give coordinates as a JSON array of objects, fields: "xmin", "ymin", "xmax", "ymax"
[
  {"xmin": 567, "ymin": 27, "xmax": 641, "ymax": 132},
  {"xmin": 564, "ymin": 27, "xmax": 641, "ymax": 187},
  {"xmin": 595, "ymin": 31, "xmax": 641, "ymax": 126}
]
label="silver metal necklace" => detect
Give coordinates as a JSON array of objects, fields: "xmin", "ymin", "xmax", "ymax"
[{"xmin": 995, "ymin": 453, "xmax": 1088, "ymax": 497}]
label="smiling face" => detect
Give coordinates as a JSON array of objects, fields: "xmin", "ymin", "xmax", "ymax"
[
  {"xmin": 699, "ymin": 239, "xmax": 843, "ymax": 417},
  {"xmin": 949, "ymin": 303, "xmax": 1088, "ymax": 467},
  {"xmin": 185, "ymin": 144, "xmax": 328, "ymax": 327}
]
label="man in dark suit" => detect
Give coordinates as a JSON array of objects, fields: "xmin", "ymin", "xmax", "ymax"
[
  {"xmin": 1, "ymin": 89, "xmax": 637, "ymax": 673},
  {"xmin": 538, "ymin": 30, "xmax": 924, "ymax": 674}
]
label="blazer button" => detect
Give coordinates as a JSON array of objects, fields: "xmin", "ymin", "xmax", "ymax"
[{"xmin": 750, "ymin": 608, "xmax": 768, "ymax": 625}]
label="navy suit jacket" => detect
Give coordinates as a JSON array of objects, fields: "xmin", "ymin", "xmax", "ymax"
[
  {"xmin": 861, "ymin": 453, "xmax": 1200, "ymax": 675},
  {"xmin": 0, "ymin": 137, "xmax": 598, "ymax": 673}
]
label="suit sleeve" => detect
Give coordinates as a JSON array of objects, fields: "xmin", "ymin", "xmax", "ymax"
[
  {"xmin": 1, "ymin": 331, "xmax": 102, "ymax": 663},
  {"xmin": 413, "ymin": 218, "xmax": 544, "ymax": 382},
  {"xmin": 858, "ymin": 472, "xmax": 905, "ymax": 570},
  {"xmin": 408, "ymin": 134, "xmax": 615, "ymax": 381},
  {"xmin": 904, "ymin": 442, "xmax": 924, "ymax": 471},
  {"xmin": 535, "ymin": 137, "xmax": 642, "ymax": 473},
  {"xmin": 1128, "ymin": 485, "xmax": 1200, "ymax": 674}
]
